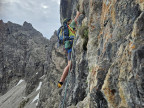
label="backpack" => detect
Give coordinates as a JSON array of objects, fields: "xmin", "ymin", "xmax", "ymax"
[{"xmin": 57, "ymin": 19, "xmax": 70, "ymax": 46}]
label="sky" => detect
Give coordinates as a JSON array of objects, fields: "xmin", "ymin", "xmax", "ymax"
[{"xmin": 0, "ymin": 0, "xmax": 61, "ymax": 39}]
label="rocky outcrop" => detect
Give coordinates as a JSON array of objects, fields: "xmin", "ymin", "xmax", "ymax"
[
  {"xmin": 60, "ymin": 0, "xmax": 77, "ymax": 22},
  {"xmin": 39, "ymin": 0, "xmax": 144, "ymax": 108},
  {"xmin": 0, "ymin": 20, "xmax": 49, "ymax": 96}
]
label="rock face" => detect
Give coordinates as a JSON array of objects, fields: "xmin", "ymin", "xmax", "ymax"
[
  {"xmin": 60, "ymin": 0, "xmax": 78, "ymax": 22},
  {"xmin": 38, "ymin": 0, "xmax": 144, "ymax": 108},
  {"xmin": 0, "ymin": 0, "xmax": 144, "ymax": 108}
]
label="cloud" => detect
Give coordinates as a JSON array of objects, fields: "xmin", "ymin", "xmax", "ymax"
[
  {"xmin": 0, "ymin": 0, "xmax": 19, "ymax": 3},
  {"xmin": 0, "ymin": 0, "xmax": 61, "ymax": 39},
  {"xmin": 41, "ymin": 3, "xmax": 49, "ymax": 9}
]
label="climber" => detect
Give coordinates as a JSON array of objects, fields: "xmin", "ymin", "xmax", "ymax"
[{"xmin": 57, "ymin": 11, "xmax": 81, "ymax": 88}]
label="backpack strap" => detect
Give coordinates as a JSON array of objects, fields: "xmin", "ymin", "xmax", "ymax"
[
  {"xmin": 60, "ymin": 27, "xmax": 65, "ymax": 44},
  {"xmin": 62, "ymin": 28, "xmax": 64, "ymax": 44},
  {"xmin": 67, "ymin": 25, "xmax": 76, "ymax": 34}
]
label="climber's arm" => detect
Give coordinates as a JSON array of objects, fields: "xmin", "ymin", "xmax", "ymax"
[
  {"xmin": 69, "ymin": 11, "xmax": 81, "ymax": 28},
  {"xmin": 74, "ymin": 11, "xmax": 81, "ymax": 22}
]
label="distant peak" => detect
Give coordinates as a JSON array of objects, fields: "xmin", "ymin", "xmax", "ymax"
[
  {"xmin": 0, "ymin": 20, "xmax": 4, "ymax": 24},
  {"xmin": 23, "ymin": 21, "xmax": 33, "ymax": 29}
]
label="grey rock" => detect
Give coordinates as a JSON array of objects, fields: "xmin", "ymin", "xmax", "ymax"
[
  {"xmin": 0, "ymin": 0, "xmax": 144, "ymax": 108},
  {"xmin": 0, "ymin": 21, "xmax": 49, "ymax": 96}
]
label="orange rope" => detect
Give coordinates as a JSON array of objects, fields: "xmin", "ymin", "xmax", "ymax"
[{"xmin": 67, "ymin": 25, "xmax": 76, "ymax": 34}]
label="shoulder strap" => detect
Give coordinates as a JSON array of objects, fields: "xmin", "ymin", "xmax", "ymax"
[
  {"xmin": 57, "ymin": 26, "xmax": 63, "ymax": 36},
  {"xmin": 67, "ymin": 25, "xmax": 76, "ymax": 34}
]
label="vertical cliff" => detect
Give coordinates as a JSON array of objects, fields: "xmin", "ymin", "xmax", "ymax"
[{"xmin": 53, "ymin": 0, "xmax": 144, "ymax": 108}]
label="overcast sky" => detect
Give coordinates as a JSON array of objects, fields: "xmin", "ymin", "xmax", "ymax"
[{"xmin": 0, "ymin": 0, "xmax": 61, "ymax": 39}]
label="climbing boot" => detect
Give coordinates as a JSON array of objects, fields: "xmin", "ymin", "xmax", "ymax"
[{"xmin": 58, "ymin": 81, "xmax": 63, "ymax": 88}]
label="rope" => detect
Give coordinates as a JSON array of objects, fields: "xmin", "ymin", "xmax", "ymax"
[
  {"xmin": 61, "ymin": 35, "xmax": 79, "ymax": 108},
  {"xmin": 67, "ymin": 25, "xmax": 76, "ymax": 34}
]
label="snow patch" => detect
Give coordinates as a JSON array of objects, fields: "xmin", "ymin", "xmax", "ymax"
[
  {"xmin": 22, "ymin": 97, "xmax": 26, "ymax": 99},
  {"xmin": 16, "ymin": 79, "xmax": 24, "ymax": 86},
  {"xmin": 36, "ymin": 72, "xmax": 38, "ymax": 75},
  {"xmin": 36, "ymin": 82, "xmax": 42, "ymax": 91},
  {"xmin": 31, "ymin": 93, "xmax": 39, "ymax": 106},
  {"xmin": 39, "ymin": 75, "xmax": 45, "ymax": 79}
]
